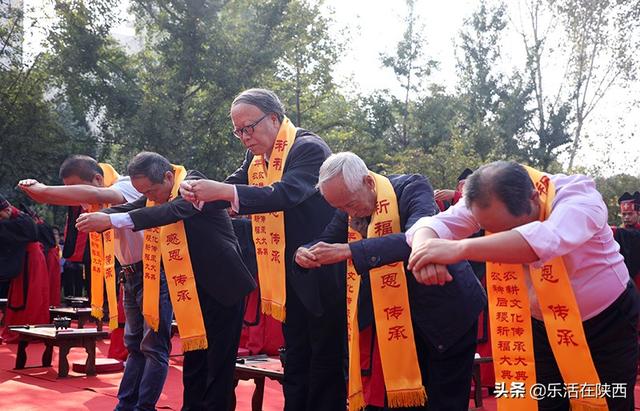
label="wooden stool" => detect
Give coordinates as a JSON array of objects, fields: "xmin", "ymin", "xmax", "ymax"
[{"xmin": 12, "ymin": 326, "xmax": 108, "ymax": 377}]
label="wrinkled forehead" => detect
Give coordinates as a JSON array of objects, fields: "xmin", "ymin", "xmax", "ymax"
[
  {"xmin": 231, "ymin": 103, "xmax": 263, "ymax": 124},
  {"xmin": 322, "ymin": 177, "xmax": 364, "ymax": 206}
]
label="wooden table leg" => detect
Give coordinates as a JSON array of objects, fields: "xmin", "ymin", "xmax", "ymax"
[
  {"xmin": 472, "ymin": 362, "xmax": 482, "ymax": 408},
  {"xmin": 84, "ymin": 339, "xmax": 97, "ymax": 376},
  {"xmin": 252, "ymin": 376, "xmax": 265, "ymax": 411},
  {"xmin": 15, "ymin": 339, "xmax": 28, "ymax": 369},
  {"xmin": 42, "ymin": 342, "xmax": 53, "ymax": 367},
  {"xmin": 58, "ymin": 343, "xmax": 71, "ymax": 377}
]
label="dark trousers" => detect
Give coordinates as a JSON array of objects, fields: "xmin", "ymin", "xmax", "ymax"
[
  {"xmin": 62, "ymin": 261, "xmax": 84, "ymax": 297},
  {"xmin": 367, "ymin": 320, "xmax": 478, "ymax": 411},
  {"xmin": 182, "ymin": 293, "xmax": 245, "ymax": 411},
  {"xmin": 282, "ymin": 288, "xmax": 347, "ymax": 411},
  {"xmin": 533, "ymin": 281, "xmax": 640, "ymax": 411}
]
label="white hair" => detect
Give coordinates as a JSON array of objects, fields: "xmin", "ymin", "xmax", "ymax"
[{"xmin": 317, "ymin": 152, "xmax": 369, "ymax": 193}]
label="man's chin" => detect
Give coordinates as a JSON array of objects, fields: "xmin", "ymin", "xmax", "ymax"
[{"xmin": 248, "ymin": 147, "xmax": 265, "ymax": 156}]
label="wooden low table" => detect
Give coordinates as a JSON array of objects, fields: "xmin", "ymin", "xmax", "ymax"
[
  {"xmin": 232, "ymin": 356, "xmax": 283, "ymax": 411},
  {"xmin": 50, "ymin": 307, "xmax": 102, "ymax": 330},
  {"xmin": 12, "ymin": 326, "xmax": 108, "ymax": 377}
]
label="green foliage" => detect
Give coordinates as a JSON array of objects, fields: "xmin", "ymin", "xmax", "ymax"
[
  {"xmin": 265, "ymin": 0, "xmax": 345, "ymax": 129},
  {"xmin": 379, "ymin": 0, "xmax": 438, "ymax": 149},
  {"xmin": 0, "ymin": 2, "xmax": 95, "ymax": 219},
  {"xmin": 456, "ymin": 0, "xmax": 535, "ymax": 164},
  {"xmin": 1, "ymin": 0, "xmax": 638, "ymax": 229}
]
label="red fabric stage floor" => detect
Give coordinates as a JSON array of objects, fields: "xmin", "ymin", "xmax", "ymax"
[
  {"xmin": 0, "ymin": 335, "xmax": 638, "ymax": 410},
  {"xmin": 0, "ymin": 335, "xmax": 284, "ymax": 410}
]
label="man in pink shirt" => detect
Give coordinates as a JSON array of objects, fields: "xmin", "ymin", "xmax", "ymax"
[{"xmin": 406, "ymin": 161, "xmax": 639, "ymax": 411}]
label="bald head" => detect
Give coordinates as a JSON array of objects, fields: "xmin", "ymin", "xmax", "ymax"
[{"xmin": 464, "ymin": 161, "xmax": 535, "ymax": 217}]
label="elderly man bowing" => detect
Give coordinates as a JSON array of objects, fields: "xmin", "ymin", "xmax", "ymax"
[{"xmin": 295, "ymin": 152, "xmax": 486, "ymax": 411}]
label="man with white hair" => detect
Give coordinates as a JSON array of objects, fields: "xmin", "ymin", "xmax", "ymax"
[{"xmin": 295, "ymin": 152, "xmax": 486, "ymax": 410}]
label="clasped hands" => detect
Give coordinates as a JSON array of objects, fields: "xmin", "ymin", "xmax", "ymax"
[
  {"xmin": 408, "ymin": 237, "xmax": 466, "ymax": 286},
  {"xmin": 295, "ymin": 242, "xmax": 351, "ymax": 269},
  {"xmin": 179, "ymin": 180, "xmax": 228, "ymax": 203}
]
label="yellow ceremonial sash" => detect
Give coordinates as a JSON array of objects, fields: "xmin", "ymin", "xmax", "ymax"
[
  {"xmin": 142, "ymin": 165, "xmax": 207, "ymax": 352},
  {"xmin": 347, "ymin": 172, "xmax": 426, "ymax": 411},
  {"xmin": 487, "ymin": 166, "xmax": 607, "ymax": 411},
  {"xmin": 247, "ymin": 116, "xmax": 296, "ymax": 322},
  {"xmin": 89, "ymin": 163, "xmax": 120, "ymax": 330}
]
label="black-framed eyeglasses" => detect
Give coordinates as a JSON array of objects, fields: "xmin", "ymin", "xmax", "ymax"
[{"xmin": 233, "ymin": 113, "xmax": 269, "ymax": 139}]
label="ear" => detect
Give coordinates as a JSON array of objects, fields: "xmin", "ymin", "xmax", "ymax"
[
  {"xmin": 93, "ymin": 173, "xmax": 104, "ymax": 187},
  {"xmin": 165, "ymin": 170, "xmax": 175, "ymax": 186},
  {"xmin": 364, "ymin": 174, "xmax": 375, "ymax": 191},
  {"xmin": 530, "ymin": 190, "xmax": 540, "ymax": 202},
  {"xmin": 530, "ymin": 190, "xmax": 541, "ymax": 215}
]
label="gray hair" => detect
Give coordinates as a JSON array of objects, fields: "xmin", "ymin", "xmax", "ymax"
[
  {"xmin": 318, "ymin": 152, "xmax": 369, "ymax": 194},
  {"xmin": 231, "ymin": 88, "xmax": 286, "ymax": 122},
  {"xmin": 127, "ymin": 151, "xmax": 173, "ymax": 184}
]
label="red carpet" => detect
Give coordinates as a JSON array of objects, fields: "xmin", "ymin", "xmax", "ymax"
[
  {"xmin": 0, "ymin": 335, "xmax": 283, "ymax": 410},
  {"xmin": 0, "ymin": 336, "xmax": 638, "ymax": 410}
]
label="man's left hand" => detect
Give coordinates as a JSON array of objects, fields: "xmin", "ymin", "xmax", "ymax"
[
  {"xmin": 76, "ymin": 212, "xmax": 113, "ymax": 233},
  {"xmin": 308, "ymin": 242, "xmax": 351, "ymax": 265}
]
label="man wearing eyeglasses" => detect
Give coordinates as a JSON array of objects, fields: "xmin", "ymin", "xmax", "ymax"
[{"xmin": 180, "ymin": 88, "xmax": 347, "ymax": 410}]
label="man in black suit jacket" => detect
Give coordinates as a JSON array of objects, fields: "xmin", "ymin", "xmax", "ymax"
[
  {"xmin": 76, "ymin": 152, "xmax": 256, "ymax": 411},
  {"xmin": 179, "ymin": 89, "xmax": 346, "ymax": 410},
  {"xmin": 295, "ymin": 152, "xmax": 486, "ymax": 410}
]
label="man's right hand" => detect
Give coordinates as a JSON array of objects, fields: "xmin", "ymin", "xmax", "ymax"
[
  {"xmin": 17, "ymin": 179, "xmax": 47, "ymax": 202},
  {"xmin": 76, "ymin": 212, "xmax": 113, "ymax": 233},
  {"xmin": 434, "ymin": 189, "xmax": 455, "ymax": 202},
  {"xmin": 295, "ymin": 247, "xmax": 322, "ymax": 269},
  {"xmin": 18, "ymin": 178, "xmax": 40, "ymax": 187}
]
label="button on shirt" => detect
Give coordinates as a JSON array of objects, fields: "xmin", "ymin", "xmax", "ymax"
[{"xmin": 406, "ymin": 173, "xmax": 629, "ymax": 321}]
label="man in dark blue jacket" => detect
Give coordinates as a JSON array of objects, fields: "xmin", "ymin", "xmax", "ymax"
[
  {"xmin": 295, "ymin": 152, "xmax": 486, "ymax": 410},
  {"xmin": 75, "ymin": 152, "xmax": 256, "ymax": 410},
  {"xmin": 179, "ymin": 89, "xmax": 346, "ymax": 411}
]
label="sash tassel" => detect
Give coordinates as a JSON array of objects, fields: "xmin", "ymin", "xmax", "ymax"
[
  {"xmin": 144, "ymin": 314, "xmax": 159, "ymax": 333},
  {"xmin": 181, "ymin": 335, "xmax": 209, "ymax": 352},
  {"xmin": 91, "ymin": 306, "xmax": 103, "ymax": 321},
  {"xmin": 347, "ymin": 391, "xmax": 366, "ymax": 411},
  {"xmin": 108, "ymin": 315, "xmax": 118, "ymax": 331},
  {"xmin": 262, "ymin": 301, "xmax": 286, "ymax": 323},
  {"xmin": 386, "ymin": 387, "xmax": 427, "ymax": 408}
]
